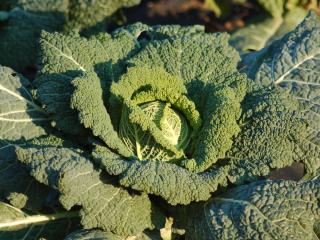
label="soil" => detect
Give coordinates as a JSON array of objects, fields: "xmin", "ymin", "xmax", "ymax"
[{"xmin": 111, "ymin": 0, "xmax": 262, "ymax": 33}]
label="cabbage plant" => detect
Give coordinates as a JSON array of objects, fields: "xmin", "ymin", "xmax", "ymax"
[{"xmin": 0, "ymin": 11, "xmax": 319, "ymax": 240}]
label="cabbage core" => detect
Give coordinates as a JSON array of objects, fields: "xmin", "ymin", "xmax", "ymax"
[{"xmin": 119, "ymin": 101, "xmax": 191, "ymax": 161}]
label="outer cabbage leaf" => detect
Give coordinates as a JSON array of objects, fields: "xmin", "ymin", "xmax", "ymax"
[
  {"xmin": 17, "ymin": 0, "xmax": 141, "ymax": 34},
  {"xmin": 129, "ymin": 31, "xmax": 242, "ymax": 103},
  {"xmin": 70, "ymin": 71, "xmax": 132, "ymax": 157},
  {"xmin": 266, "ymin": 7, "xmax": 307, "ymax": 43},
  {"xmin": 0, "ymin": 0, "xmax": 142, "ymax": 71},
  {"xmin": 230, "ymin": 0, "xmax": 319, "ymax": 52},
  {"xmin": 244, "ymin": 12, "xmax": 320, "ymax": 176},
  {"xmin": 93, "ymin": 145, "xmax": 229, "ymax": 205},
  {"xmin": 16, "ymin": 145, "xmax": 160, "ymax": 236},
  {"xmin": 0, "ymin": 133, "xmax": 80, "ymax": 211},
  {"xmin": 15, "ymin": 0, "xmax": 69, "ymax": 12},
  {"xmin": 0, "ymin": 4, "xmax": 65, "ymax": 71},
  {"xmin": 145, "ymin": 24, "xmax": 205, "ymax": 40},
  {"xmin": 0, "ymin": 65, "xmax": 48, "ymax": 140},
  {"xmin": 225, "ymin": 88, "xmax": 308, "ymax": 184},
  {"xmin": 186, "ymin": 176, "xmax": 320, "ymax": 240},
  {"xmin": 65, "ymin": 0, "xmax": 141, "ymax": 33},
  {"xmin": 0, "ymin": 201, "xmax": 78, "ymax": 240},
  {"xmin": 35, "ymin": 23, "xmax": 148, "ymax": 137},
  {"xmin": 230, "ymin": 7, "xmax": 307, "ymax": 52},
  {"xmin": 0, "ymin": 140, "xmax": 51, "ymax": 211},
  {"xmin": 0, "ymin": 66, "xmax": 51, "ymax": 210},
  {"xmin": 231, "ymin": 16, "xmax": 283, "ymax": 52},
  {"xmin": 257, "ymin": 0, "xmax": 285, "ymax": 17}
]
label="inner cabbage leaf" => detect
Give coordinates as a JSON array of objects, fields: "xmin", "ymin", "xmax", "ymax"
[{"xmin": 119, "ymin": 101, "xmax": 191, "ymax": 161}]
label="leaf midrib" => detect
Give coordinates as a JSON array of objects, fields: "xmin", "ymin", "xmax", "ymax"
[{"xmin": 273, "ymin": 52, "xmax": 320, "ymax": 85}]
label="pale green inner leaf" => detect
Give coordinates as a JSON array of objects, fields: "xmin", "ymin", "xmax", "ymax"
[{"xmin": 119, "ymin": 101, "xmax": 190, "ymax": 161}]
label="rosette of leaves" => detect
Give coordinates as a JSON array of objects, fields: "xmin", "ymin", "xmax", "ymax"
[
  {"xmin": 1, "ymin": 16, "xmax": 320, "ymax": 239},
  {"xmin": 0, "ymin": 0, "xmax": 141, "ymax": 71}
]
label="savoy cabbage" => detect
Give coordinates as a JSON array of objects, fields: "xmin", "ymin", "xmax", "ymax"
[{"xmin": 0, "ymin": 8, "xmax": 319, "ymax": 240}]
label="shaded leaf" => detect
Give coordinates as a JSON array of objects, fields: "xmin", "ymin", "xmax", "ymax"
[
  {"xmin": 36, "ymin": 23, "xmax": 148, "ymax": 136},
  {"xmin": 230, "ymin": 8, "xmax": 307, "ymax": 52},
  {"xmin": 244, "ymin": 12, "xmax": 320, "ymax": 176},
  {"xmin": 0, "ymin": 66, "xmax": 48, "ymax": 140},
  {"xmin": 0, "ymin": 5, "xmax": 65, "ymax": 71},
  {"xmin": 93, "ymin": 145, "xmax": 229, "ymax": 205},
  {"xmin": 0, "ymin": 201, "xmax": 78, "ymax": 240},
  {"xmin": 187, "ymin": 176, "xmax": 320, "ymax": 239},
  {"xmin": 16, "ymin": 145, "xmax": 159, "ymax": 236}
]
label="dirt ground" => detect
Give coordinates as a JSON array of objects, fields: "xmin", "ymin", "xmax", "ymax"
[{"xmin": 114, "ymin": 0, "xmax": 261, "ymax": 32}]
